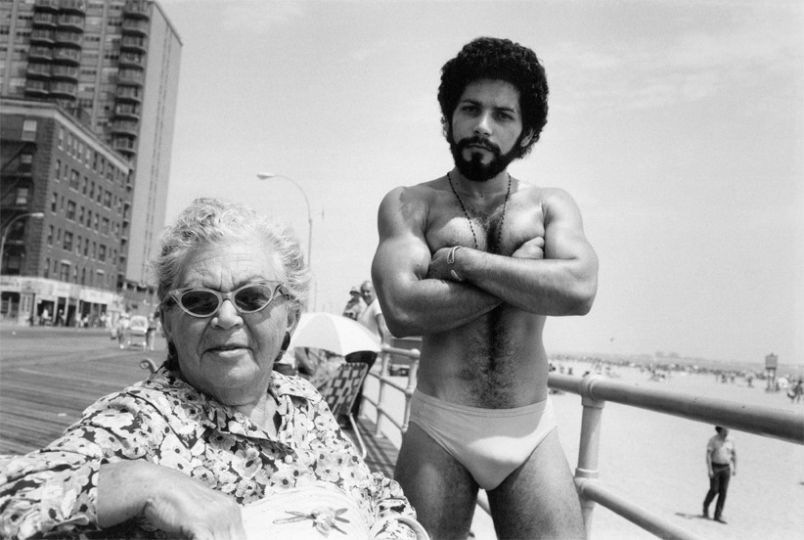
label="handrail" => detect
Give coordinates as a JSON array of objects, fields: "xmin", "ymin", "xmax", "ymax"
[
  {"xmin": 549, "ymin": 373, "xmax": 804, "ymax": 445},
  {"xmin": 364, "ymin": 346, "xmax": 419, "ymax": 435},
  {"xmin": 576, "ymin": 478, "xmax": 703, "ymax": 540}
]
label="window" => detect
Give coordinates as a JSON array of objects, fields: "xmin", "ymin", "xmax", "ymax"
[
  {"xmin": 98, "ymin": 244, "xmax": 106, "ymax": 262},
  {"xmin": 55, "ymin": 159, "xmax": 61, "ymax": 181},
  {"xmin": 15, "ymin": 187, "xmax": 29, "ymax": 205},
  {"xmin": 101, "ymin": 217, "xmax": 109, "ymax": 235},
  {"xmin": 69, "ymin": 170, "xmax": 80, "ymax": 190},
  {"xmin": 58, "ymin": 127, "xmax": 64, "ymax": 149},
  {"xmin": 82, "ymin": 177, "xmax": 88, "ymax": 195},
  {"xmin": 78, "ymin": 206, "xmax": 84, "ymax": 225},
  {"xmin": 89, "ymin": 181, "xmax": 95, "ymax": 199},
  {"xmin": 75, "ymin": 235, "xmax": 82, "ymax": 255},
  {"xmin": 66, "ymin": 200, "xmax": 76, "ymax": 220},
  {"xmin": 47, "ymin": 225, "xmax": 53, "ymax": 246},
  {"xmin": 22, "ymin": 119, "xmax": 37, "ymax": 141},
  {"xmin": 59, "ymin": 262, "xmax": 70, "ymax": 281},
  {"xmin": 63, "ymin": 231, "xmax": 73, "ymax": 251},
  {"xmin": 51, "ymin": 192, "xmax": 58, "ymax": 212},
  {"xmin": 44, "ymin": 258, "xmax": 50, "ymax": 279},
  {"xmin": 86, "ymin": 210, "xmax": 92, "ymax": 229},
  {"xmin": 19, "ymin": 153, "xmax": 32, "ymax": 172},
  {"xmin": 103, "ymin": 190, "xmax": 111, "ymax": 208}
]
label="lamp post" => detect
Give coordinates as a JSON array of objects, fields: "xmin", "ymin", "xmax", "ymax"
[
  {"xmin": 256, "ymin": 173, "xmax": 313, "ymax": 269},
  {"xmin": 0, "ymin": 212, "xmax": 45, "ymax": 273}
]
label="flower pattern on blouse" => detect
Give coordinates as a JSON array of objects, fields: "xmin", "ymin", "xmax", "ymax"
[{"xmin": 0, "ymin": 368, "xmax": 418, "ymax": 539}]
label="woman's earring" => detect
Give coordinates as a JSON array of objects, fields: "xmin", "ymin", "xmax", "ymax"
[{"xmin": 281, "ymin": 332, "xmax": 291, "ymax": 351}]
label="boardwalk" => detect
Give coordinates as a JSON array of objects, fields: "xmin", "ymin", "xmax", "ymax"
[{"xmin": 0, "ymin": 326, "xmax": 398, "ymax": 476}]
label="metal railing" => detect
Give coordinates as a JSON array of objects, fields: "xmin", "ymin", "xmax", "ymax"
[
  {"xmin": 363, "ymin": 348, "xmax": 804, "ymax": 540},
  {"xmin": 362, "ymin": 346, "xmax": 420, "ymax": 436}
]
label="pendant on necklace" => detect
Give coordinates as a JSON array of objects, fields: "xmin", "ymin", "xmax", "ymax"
[{"xmin": 447, "ymin": 172, "xmax": 511, "ymax": 253}]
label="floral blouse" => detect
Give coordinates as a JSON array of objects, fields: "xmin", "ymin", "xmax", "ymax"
[{"xmin": 0, "ymin": 368, "xmax": 418, "ymax": 539}]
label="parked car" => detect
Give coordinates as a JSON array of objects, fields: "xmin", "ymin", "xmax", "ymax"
[
  {"xmin": 388, "ymin": 362, "xmax": 410, "ymax": 377},
  {"xmin": 128, "ymin": 315, "xmax": 149, "ymax": 349}
]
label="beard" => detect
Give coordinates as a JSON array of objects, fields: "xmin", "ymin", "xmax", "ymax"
[{"xmin": 449, "ymin": 133, "xmax": 521, "ymax": 182}]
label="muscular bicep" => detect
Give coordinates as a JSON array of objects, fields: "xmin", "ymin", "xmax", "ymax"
[
  {"xmin": 373, "ymin": 187, "xmax": 432, "ymax": 284},
  {"xmin": 543, "ymin": 189, "xmax": 597, "ymax": 269}
]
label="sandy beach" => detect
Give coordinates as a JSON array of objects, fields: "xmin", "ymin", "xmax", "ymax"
[{"xmin": 363, "ymin": 363, "xmax": 804, "ymax": 540}]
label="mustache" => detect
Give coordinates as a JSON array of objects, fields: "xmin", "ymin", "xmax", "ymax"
[{"xmin": 457, "ymin": 136, "xmax": 501, "ymax": 155}]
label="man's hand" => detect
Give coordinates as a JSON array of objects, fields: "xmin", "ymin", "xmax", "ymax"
[
  {"xmin": 426, "ymin": 246, "xmax": 461, "ymax": 281},
  {"xmin": 511, "ymin": 236, "xmax": 545, "ymax": 259}
]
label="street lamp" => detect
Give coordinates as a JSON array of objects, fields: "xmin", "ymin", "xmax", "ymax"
[
  {"xmin": 256, "ymin": 172, "xmax": 313, "ymax": 270},
  {"xmin": 0, "ymin": 212, "xmax": 45, "ymax": 273}
]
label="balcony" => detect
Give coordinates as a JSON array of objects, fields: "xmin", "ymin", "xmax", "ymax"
[
  {"xmin": 123, "ymin": 0, "xmax": 150, "ymax": 19},
  {"xmin": 54, "ymin": 31, "xmax": 83, "ymax": 48},
  {"xmin": 51, "ymin": 64, "xmax": 79, "ymax": 81},
  {"xmin": 120, "ymin": 36, "xmax": 147, "ymax": 53},
  {"xmin": 112, "ymin": 138, "xmax": 136, "ymax": 158},
  {"xmin": 25, "ymin": 80, "xmax": 50, "ymax": 98},
  {"xmin": 115, "ymin": 86, "xmax": 142, "ymax": 103},
  {"xmin": 28, "ymin": 45, "xmax": 53, "ymax": 61},
  {"xmin": 52, "ymin": 47, "xmax": 81, "ymax": 64},
  {"xmin": 29, "ymin": 29, "xmax": 55, "ymax": 45},
  {"xmin": 110, "ymin": 119, "xmax": 139, "ymax": 136},
  {"xmin": 26, "ymin": 62, "xmax": 52, "ymax": 79},
  {"xmin": 50, "ymin": 81, "xmax": 78, "ymax": 99},
  {"xmin": 57, "ymin": 13, "xmax": 85, "ymax": 32},
  {"xmin": 118, "ymin": 52, "xmax": 145, "ymax": 69},
  {"xmin": 32, "ymin": 12, "xmax": 57, "ymax": 27},
  {"xmin": 59, "ymin": 0, "xmax": 86, "ymax": 14},
  {"xmin": 117, "ymin": 69, "xmax": 144, "ymax": 86},
  {"xmin": 33, "ymin": 0, "xmax": 60, "ymax": 11},
  {"xmin": 113, "ymin": 103, "xmax": 140, "ymax": 121},
  {"xmin": 121, "ymin": 19, "xmax": 149, "ymax": 36}
]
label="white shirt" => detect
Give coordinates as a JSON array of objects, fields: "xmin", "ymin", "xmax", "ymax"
[{"xmin": 358, "ymin": 299, "xmax": 383, "ymax": 341}]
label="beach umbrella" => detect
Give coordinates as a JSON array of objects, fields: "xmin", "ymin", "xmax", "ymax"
[{"xmin": 289, "ymin": 312, "xmax": 381, "ymax": 356}]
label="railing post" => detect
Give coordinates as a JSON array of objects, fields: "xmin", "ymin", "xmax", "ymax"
[
  {"xmin": 375, "ymin": 348, "xmax": 391, "ymax": 436},
  {"xmin": 575, "ymin": 375, "xmax": 605, "ymax": 539},
  {"xmin": 400, "ymin": 350, "xmax": 420, "ymax": 433}
]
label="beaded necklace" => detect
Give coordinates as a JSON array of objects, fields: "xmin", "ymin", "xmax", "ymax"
[{"xmin": 447, "ymin": 171, "xmax": 512, "ymax": 252}]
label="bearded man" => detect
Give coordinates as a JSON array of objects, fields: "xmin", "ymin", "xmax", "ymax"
[{"xmin": 372, "ymin": 37, "xmax": 598, "ymax": 539}]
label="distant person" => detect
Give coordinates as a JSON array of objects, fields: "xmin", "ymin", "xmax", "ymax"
[
  {"xmin": 703, "ymin": 425, "xmax": 737, "ymax": 523},
  {"xmin": 356, "ymin": 280, "xmax": 389, "ymax": 346},
  {"xmin": 342, "ymin": 285, "xmax": 367, "ymax": 320},
  {"xmin": 789, "ymin": 378, "xmax": 803, "ymax": 403},
  {"xmin": 116, "ymin": 313, "xmax": 130, "ymax": 349},
  {"xmin": 40, "ymin": 307, "xmax": 49, "ymax": 326},
  {"xmin": 145, "ymin": 312, "xmax": 159, "ymax": 351},
  {"xmin": 372, "ymin": 37, "xmax": 597, "ymax": 538}
]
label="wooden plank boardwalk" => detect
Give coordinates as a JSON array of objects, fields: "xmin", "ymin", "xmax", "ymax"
[{"xmin": 0, "ymin": 326, "xmax": 399, "ymax": 477}]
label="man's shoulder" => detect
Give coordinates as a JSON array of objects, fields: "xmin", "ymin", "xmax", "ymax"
[{"xmin": 384, "ymin": 179, "xmax": 441, "ymax": 199}]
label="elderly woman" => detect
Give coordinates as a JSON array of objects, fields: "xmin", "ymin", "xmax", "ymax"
[{"xmin": 0, "ymin": 198, "xmax": 425, "ymax": 539}]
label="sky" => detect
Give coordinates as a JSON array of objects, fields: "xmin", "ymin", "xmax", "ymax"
[{"xmin": 156, "ymin": 0, "xmax": 803, "ymax": 367}]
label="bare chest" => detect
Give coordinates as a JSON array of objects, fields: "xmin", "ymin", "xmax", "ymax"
[{"xmin": 424, "ymin": 192, "xmax": 545, "ymax": 255}]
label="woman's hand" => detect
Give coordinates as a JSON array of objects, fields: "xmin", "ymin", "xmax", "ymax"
[{"xmin": 98, "ymin": 461, "xmax": 246, "ymax": 540}]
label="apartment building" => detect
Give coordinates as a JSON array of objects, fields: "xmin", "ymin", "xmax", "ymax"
[{"xmin": 0, "ymin": 0, "xmax": 181, "ymax": 323}]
